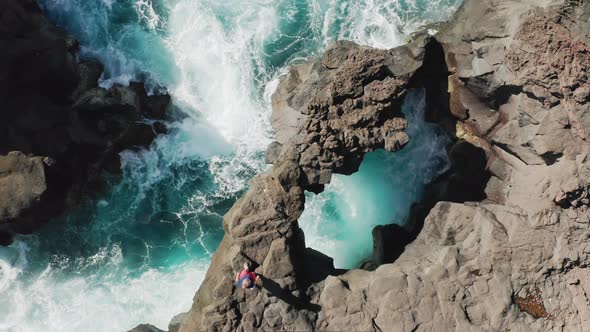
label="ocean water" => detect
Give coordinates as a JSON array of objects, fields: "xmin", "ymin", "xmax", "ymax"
[
  {"xmin": 0, "ymin": 0, "xmax": 461, "ymax": 331},
  {"xmin": 300, "ymin": 90, "xmax": 450, "ymax": 268}
]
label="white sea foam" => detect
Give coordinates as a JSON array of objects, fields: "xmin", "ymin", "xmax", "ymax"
[
  {"xmin": 299, "ymin": 91, "xmax": 451, "ymax": 268},
  {"xmin": 314, "ymin": 0, "xmax": 461, "ymax": 49},
  {"xmin": 3, "ymin": 1, "xmax": 462, "ymax": 330},
  {"xmin": 165, "ymin": 0, "xmax": 276, "ymax": 147},
  {"xmin": 0, "ymin": 240, "xmax": 209, "ymax": 331},
  {"xmin": 135, "ymin": 0, "xmax": 163, "ymax": 31},
  {"xmin": 100, "ymin": 0, "xmax": 117, "ymax": 8}
]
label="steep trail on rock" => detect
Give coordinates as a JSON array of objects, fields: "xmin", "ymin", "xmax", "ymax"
[{"xmin": 0, "ymin": 0, "xmax": 461, "ymax": 331}]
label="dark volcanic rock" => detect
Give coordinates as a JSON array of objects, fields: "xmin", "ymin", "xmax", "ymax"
[
  {"xmin": 128, "ymin": 324, "xmax": 166, "ymax": 332},
  {"xmin": 0, "ymin": 0, "xmax": 78, "ymax": 102},
  {"xmin": 178, "ymin": 35, "xmax": 439, "ymax": 332},
  {"xmin": 160, "ymin": 0, "xmax": 590, "ymax": 331},
  {"xmin": 316, "ymin": 1, "xmax": 590, "ymax": 331},
  {"xmin": 371, "ymin": 223, "xmax": 412, "ymax": 266},
  {"xmin": 0, "ymin": 0, "xmax": 170, "ymax": 244},
  {"xmin": 271, "ymin": 40, "xmax": 419, "ymax": 186},
  {"xmin": 168, "ymin": 312, "xmax": 187, "ymax": 332}
]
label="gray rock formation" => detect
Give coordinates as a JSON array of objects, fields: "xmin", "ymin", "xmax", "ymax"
[
  {"xmin": 168, "ymin": 0, "xmax": 590, "ymax": 331},
  {"xmin": 371, "ymin": 223, "xmax": 411, "ymax": 267},
  {"xmin": 317, "ymin": 0, "xmax": 590, "ymax": 330},
  {"xmin": 0, "ymin": 0, "xmax": 170, "ymax": 244},
  {"xmin": 316, "ymin": 0, "xmax": 590, "ymax": 330},
  {"xmin": 128, "ymin": 324, "xmax": 166, "ymax": 332},
  {"xmin": 0, "ymin": 152, "xmax": 52, "ymax": 244},
  {"xmin": 0, "ymin": 152, "xmax": 49, "ymax": 221},
  {"xmin": 168, "ymin": 313, "xmax": 187, "ymax": 332},
  {"xmin": 178, "ymin": 36, "xmax": 437, "ymax": 331},
  {"xmin": 317, "ymin": 201, "xmax": 590, "ymax": 331}
]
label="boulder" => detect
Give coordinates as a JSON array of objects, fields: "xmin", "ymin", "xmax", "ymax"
[
  {"xmin": 0, "ymin": 152, "xmax": 48, "ymax": 221},
  {"xmin": 0, "ymin": 152, "xmax": 53, "ymax": 244},
  {"xmin": 264, "ymin": 141, "xmax": 283, "ymax": 165}
]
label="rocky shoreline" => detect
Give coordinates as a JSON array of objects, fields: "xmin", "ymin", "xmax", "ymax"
[
  {"xmin": 164, "ymin": 0, "xmax": 590, "ymax": 331},
  {"xmin": 0, "ymin": 0, "xmax": 170, "ymax": 245},
  {"xmin": 4, "ymin": 0, "xmax": 590, "ymax": 330}
]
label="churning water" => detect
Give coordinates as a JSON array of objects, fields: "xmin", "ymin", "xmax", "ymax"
[{"xmin": 0, "ymin": 0, "xmax": 460, "ymax": 330}]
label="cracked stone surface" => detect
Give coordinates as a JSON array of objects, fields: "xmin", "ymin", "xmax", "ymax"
[{"xmin": 171, "ymin": 0, "xmax": 590, "ymax": 331}]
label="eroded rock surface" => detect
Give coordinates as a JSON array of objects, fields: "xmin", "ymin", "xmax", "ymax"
[
  {"xmin": 0, "ymin": 0, "xmax": 170, "ymax": 244},
  {"xmin": 179, "ymin": 37, "xmax": 437, "ymax": 332},
  {"xmin": 173, "ymin": 0, "xmax": 590, "ymax": 331},
  {"xmin": 316, "ymin": 0, "xmax": 590, "ymax": 330}
]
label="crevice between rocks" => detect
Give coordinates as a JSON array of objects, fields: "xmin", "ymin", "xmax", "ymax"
[
  {"xmin": 365, "ymin": 37, "xmax": 492, "ymax": 269},
  {"xmin": 174, "ymin": 33, "xmax": 496, "ymax": 332}
]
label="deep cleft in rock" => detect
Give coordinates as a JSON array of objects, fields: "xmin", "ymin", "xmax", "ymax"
[
  {"xmin": 174, "ymin": 0, "xmax": 590, "ymax": 331},
  {"xmin": 178, "ymin": 31, "xmax": 441, "ymax": 331}
]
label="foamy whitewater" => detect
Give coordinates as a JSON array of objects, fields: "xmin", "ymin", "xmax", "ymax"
[{"xmin": 0, "ymin": 1, "xmax": 461, "ymax": 331}]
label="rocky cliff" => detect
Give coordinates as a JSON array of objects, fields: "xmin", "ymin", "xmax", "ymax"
[
  {"xmin": 0, "ymin": 0, "xmax": 170, "ymax": 245},
  {"xmin": 177, "ymin": 37, "xmax": 435, "ymax": 331},
  {"xmin": 169, "ymin": 0, "xmax": 590, "ymax": 331}
]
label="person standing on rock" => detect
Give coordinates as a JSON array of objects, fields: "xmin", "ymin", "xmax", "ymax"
[{"xmin": 235, "ymin": 262, "xmax": 259, "ymax": 289}]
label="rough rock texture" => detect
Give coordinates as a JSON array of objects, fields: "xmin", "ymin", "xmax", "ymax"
[
  {"xmin": 317, "ymin": 0, "xmax": 590, "ymax": 330},
  {"xmin": 0, "ymin": 152, "xmax": 49, "ymax": 221},
  {"xmin": 270, "ymin": 40, "xmax": 427, "ymax": 189},
  {"xmin": 168, "ymin": 313, "xmax": 187, "ymax": 332},
  {"xmin": 179, "ymin": 36, "xmax": 438, "ymax": 332},
  {"xmin": 0, "ymin": 0, "xmax": 170, "ymax": 244},
  {"xmin": 174, "ymin": 0, "xmax": 590, "ymax": 331},
  {"xmin": 0, "ymin": 152, "xmax": 53, "ymax": 245},
  {"xmin": 317, "ymin": 201, "xmax": 590, "ymax": 331},
  {"xmin": 128, "ymin": 324, "xmax": 166, "ymax": 332},
  {"xmin": 371, "ymin": 223, "xmax": 412, "ymax": 267}
]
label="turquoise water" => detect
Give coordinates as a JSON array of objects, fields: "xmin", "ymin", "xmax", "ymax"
[
  {"xmin": 0, "ymin": 0, "xmax": 460, "ymax": 331},
  {"xmin": 300, "ymin": 90, "xmax": 450, "ymax": 268}
]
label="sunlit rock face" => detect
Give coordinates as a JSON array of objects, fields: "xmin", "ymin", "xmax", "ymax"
[
  {"xmin": 179, "ymin": 33, "xmax": 453, "ymax": 331},
  {"xmin": 180, "ymin": 0, "xmax": 590, "ymax": 331}
]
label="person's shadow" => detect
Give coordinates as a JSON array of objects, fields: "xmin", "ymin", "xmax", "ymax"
[{"xmin": 258, "ymin": 276, "xmax": 321, "ymax": 312}]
